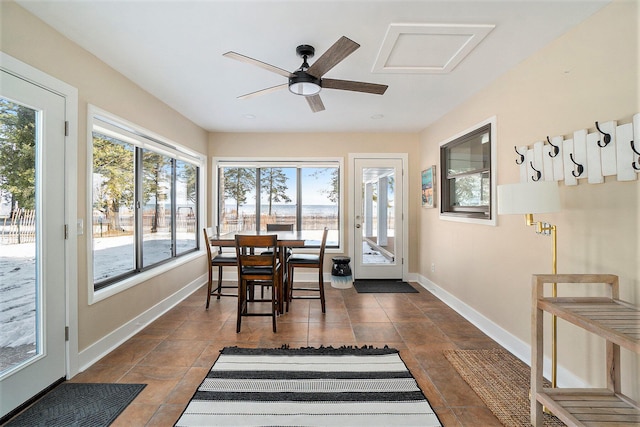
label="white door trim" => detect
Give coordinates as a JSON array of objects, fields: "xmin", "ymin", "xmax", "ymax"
[
  {"xmin": 347, "ymin": 153, "xmax": 409, "ymax": 281},
  {"xmin": 0, "ymin": 52, "xmax": 79, "ymax": 379}
]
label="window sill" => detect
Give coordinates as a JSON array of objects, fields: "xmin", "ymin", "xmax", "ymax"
[
  {"xmin": 89, "ymin": 250, "xmax": 205, "ymax": 305},
  {"xmin": 439, "ymin": 212, "xmax": 496, "ymax": 226}
]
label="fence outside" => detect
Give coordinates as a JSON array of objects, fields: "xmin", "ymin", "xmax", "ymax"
[
  {"xmin": 92, "ymin": 209, "xmax": 196, "ymax": 238},
  {"xmin": 1, "ymin": 209, "xmax": 36, "ymax": 244},
  {"xmin": 221, "ymin": 213, "xmax": 338, "ymax": 233}
]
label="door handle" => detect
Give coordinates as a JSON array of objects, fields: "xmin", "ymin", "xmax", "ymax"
[{"xmin": 355, "ymin": 224, "xmax": 361, "ymax": 228}]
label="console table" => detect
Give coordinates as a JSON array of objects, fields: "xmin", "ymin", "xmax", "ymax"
[{"xmin": 531, "ymin": 274, "xmax": 640, "ymax": 426}]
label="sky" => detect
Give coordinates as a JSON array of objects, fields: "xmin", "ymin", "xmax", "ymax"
[{"xmin": 224, "ymin": 166, "xmax": 337, "ymax": 207}]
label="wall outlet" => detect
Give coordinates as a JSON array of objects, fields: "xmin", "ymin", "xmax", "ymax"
[{"xmin": 431, "ymin": 263, "xmax": 435, "ymax": 272}]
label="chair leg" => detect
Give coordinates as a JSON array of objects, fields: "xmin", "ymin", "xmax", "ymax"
[
  {"xmin": 248, "ymin": 281, "xmax": 255, "ymax": 301},
  {"xmin": 272, "ymin": 272, "xmax": 278, "ymax": 333},
  {"xmin": 236, "ymin": 279, "xmax": 245, "ymax": 333},
  {"xmin": 216, "ymin": 266, "xmax": 223, "ymax": 299},
  {"xmin": 206, "ymin": 265, "xmax": 213, "ymax": 310},
  {"xmin": 283, "ymin": 264, "xmax": 289, "ymax": 313},
  {"xmin": 319, "ymin": 268, "xmax": 326, "ymax": 313},
  {"xmin": 287, "ymin": 264, "xmax": 294, "ymax": 312}
]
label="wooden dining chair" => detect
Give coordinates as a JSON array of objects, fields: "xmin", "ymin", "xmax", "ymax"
[
  {"xmin": 287, "ymin": 227, "xmax": 329, "ymax": 313},
  {"xmin": 263, "ymin": 223, "xmax": 294, "ymax": 255},
  {"xmin": 203, "ymin": 227, "xmax": 237, "ymax": 309},
  {"xmin": 235, "ymin": 234, "xmax": 281, "ymax": 333}
]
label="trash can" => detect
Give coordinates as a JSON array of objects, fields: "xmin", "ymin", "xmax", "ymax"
[{"xmin": 331, "ymin": 256, "xmax": 352, "ymax": 289}]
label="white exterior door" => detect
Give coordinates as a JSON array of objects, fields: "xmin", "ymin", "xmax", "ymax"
[
  {"xmin": 352, "ymin": 156, "xmax": 405, "ymax": 280},
  {"xmin": 0, "ymin": 69, "xmax": 67, "ymax": 419}
]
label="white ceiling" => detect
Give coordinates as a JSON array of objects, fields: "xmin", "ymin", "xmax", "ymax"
[{"xmin": 17, "ymin": 0, "xmax": 609, "ymax": 133}]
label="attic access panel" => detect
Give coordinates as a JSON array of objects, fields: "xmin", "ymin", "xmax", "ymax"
[{"xmin": 373, "ymin": 23, "xmax": 495, "ymax": 74}]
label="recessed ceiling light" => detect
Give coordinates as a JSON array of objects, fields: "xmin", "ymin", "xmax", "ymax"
[
  {"xmin": 371, "ymin": 114, "xmax": 384, "ymax": 120},
  {"xmin": 243, "ymin": 114, "xmax": 256, "ymax": 119}
]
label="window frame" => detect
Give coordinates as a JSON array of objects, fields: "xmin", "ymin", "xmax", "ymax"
[
  {"xmin": 213, "ymin": 157, "xmax": 344, "ymax": 252},
  {"xmin": 439, "ymin": 117, "xmax": 497, "ymax": 226},
  {"xmin": 87, "ymin": 105, "xmax": 206, "ymax": 304}
]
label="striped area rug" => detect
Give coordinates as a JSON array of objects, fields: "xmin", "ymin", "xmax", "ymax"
[{"xmin": 175, "ymin": 346, "xmax": 442, "ymax": 426}]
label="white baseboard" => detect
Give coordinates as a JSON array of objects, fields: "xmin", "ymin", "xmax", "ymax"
[
  {"xmin": 416, "ymin": 274, "xmax": 589, "ymax": 388},
  {"xmin": 77, "ymin": 274, "xmax": 206, "ymax": 372}
]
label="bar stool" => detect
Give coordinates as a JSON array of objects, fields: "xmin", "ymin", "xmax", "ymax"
[
  {"xmin": 287, "ymin": 227, "xmax": 328, "ymax": 313},
  {"xmin": 203, "ymin": 227, "xmax": 237, "ymax": 309},
  {"xmin": 235, "ymin": 234, "xmax": 281, "ymax": 333}
]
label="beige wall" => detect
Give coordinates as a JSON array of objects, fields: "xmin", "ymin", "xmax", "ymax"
[
  {"xmin": 3, "ymin": 0, "xmax": 638, "ymax": 401},
  {"xmin": 209, "ymin": 132, "xmax": 420, "ymax": 270},
  {"xmin": 419, "ymin": 0, "xmax": 639, "ymax": 398},
  {"xmin": 1, "ymin": 1, "xmax": 209, "ymax": 351}
]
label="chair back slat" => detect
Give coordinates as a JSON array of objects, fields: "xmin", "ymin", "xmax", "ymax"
[
  {"xmin": 235, "ymin": 234, "xmax": 278, "ymax": 272},
  {"xmin": 266, "ymin": 223, "xmax": 294, "ymax": 231}
]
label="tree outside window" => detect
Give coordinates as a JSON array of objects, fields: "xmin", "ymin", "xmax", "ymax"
[
  {"xmin": 0, "ymin": 99, "xmax": 36, "ymax": 214},
  {"xmin": 218, "ymin": 162, "xmax": 340, "ymax": 247},
  {"xmin": 91, "ymin": 114, "xmax": 201, "ymax": 289}
]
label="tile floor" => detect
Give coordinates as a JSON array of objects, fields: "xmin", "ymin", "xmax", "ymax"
[{"xmin": 69, "ymin": 282, "xmax": 506, "ymax": 426}]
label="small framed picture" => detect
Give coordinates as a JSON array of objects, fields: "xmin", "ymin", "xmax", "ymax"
[{"xmin": 422, "ymin": 166, "xmax": 436, "ymax": 208}]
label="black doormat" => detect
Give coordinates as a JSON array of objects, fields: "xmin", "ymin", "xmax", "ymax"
[
  {"xmin": 353, "ymin": 279, "xmax": 418, "ymax": 293},
  {"xmin": 5, "ymin": 382, "xmax": 145, "ymax": 427}
]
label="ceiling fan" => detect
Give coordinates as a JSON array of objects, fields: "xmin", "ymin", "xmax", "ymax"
[{"xmin": 223, "ymin": 36, "xmax": 388, "ymax": 112}]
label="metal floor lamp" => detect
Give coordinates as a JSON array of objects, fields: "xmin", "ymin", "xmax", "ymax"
[{"xmin": 498, "ymin": 181, "xmax": 561, "ymax": 387}]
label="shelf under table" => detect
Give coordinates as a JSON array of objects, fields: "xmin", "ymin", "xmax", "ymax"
[
  {"xmin": 536, "ymin": 388, "xmax": 640, "ymax": 426},
  {"xmin": 531, "ymin": 275, "xmax": 640, "ymax": 427}
]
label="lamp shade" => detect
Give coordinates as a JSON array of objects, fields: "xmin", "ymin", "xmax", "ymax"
[
  {"xmin": 497, "ymin": 181, "xmax": 560, "ymax": 215},
  {"xmin": 289, "ymin": 81, "xmax": 321, "ymax": 96},
  {"xmin": 289, "ymin": 71, "xmax": 321, "ymax": 96}
]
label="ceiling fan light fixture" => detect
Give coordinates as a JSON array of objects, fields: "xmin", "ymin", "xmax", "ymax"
[
  {"xmin": 289, "ymin": 71, "xmax": 321, "ymax": 96},
  {"xmin": 225, "ymin": 37, "xmax": 388, "ymax": 112}
]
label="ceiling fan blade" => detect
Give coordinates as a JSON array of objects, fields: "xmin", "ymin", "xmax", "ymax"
[
  {"xmin": 237, "ymin": 83, "xmax": 288, "ymax": 100},
  {"xmin": 306, "ymin": 36, "xmax": 359, "ymax": 78},
  {"xmin": 223, "ymin": 51, "xmax": 292, "ymax": 78},
  {"xmin": 306, "ymin": 94, "xmax": 325, "ymax": 112},
  {"xmin": 322, "ymin": 78, "xmax": 388, "ymax": 95}
]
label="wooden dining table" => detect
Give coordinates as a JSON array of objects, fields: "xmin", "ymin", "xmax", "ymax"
[{"xmin": 208, "ymin": 230, "xmax": 319, "ymax": 314}]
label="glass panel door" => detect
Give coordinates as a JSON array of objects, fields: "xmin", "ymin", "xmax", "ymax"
[
  {"xmin": 353, "ymin": 158, "xmax": 403, "ymax": 279},
  {"xmin": 0, "ymin": 70, "xmax": 66, "ymax": 419},
  {"xmin": 0, "ymin": 98, "xmax": 38, "ymax": 374}
]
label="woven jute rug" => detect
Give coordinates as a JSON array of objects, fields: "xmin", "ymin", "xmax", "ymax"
[{"xmin": 444, "ymin": 348, "xmax": 565, "ymax": 427}]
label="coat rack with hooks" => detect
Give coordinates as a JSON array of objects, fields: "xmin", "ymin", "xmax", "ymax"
[{"xmin": 515, "ymin": 113, "xmax": 639, "ymax": 185}]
